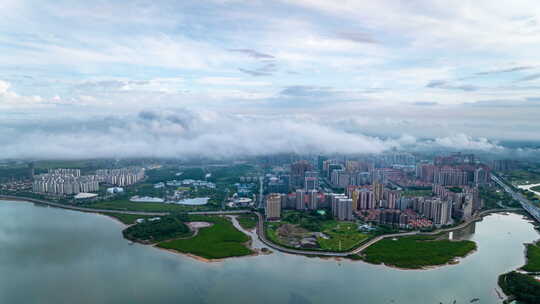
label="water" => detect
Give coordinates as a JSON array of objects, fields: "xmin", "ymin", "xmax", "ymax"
[
  {"xmin": 1, "ymin": 200, "xmax": 538, "ymax": 304},
  {"xmin": 175, "ymin": 197, "xmax": 209, "ymax": 205}
]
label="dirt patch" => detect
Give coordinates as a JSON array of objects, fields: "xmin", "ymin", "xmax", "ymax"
[{"xmin": 277, "ymin": 223, "xmax": 309, "ymax": 237}]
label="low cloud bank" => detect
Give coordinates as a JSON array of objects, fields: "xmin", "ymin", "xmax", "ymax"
[{"xmin": 0, "ymin": 109, "xmax": 528, "ymax": 160}]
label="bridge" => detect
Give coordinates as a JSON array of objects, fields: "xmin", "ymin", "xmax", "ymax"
[{"xmin": 490, "ymin": 174, "xmax": 540, "ymax": 223}]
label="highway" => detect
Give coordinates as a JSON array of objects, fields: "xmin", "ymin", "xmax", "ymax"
[{"xmin": 490, "ymin": 174, "xmax": 540, "ymax": 223}]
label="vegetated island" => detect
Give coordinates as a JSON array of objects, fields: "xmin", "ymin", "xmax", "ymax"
[
  {"xmin": 498, "ymin": 241, "xmax": 540, "ymax": 304},
  {"xmin": 157, "ymin": 215, "xmax": 253, "ymax": 260},
  {"xmin": 122, "ymin": 213, "xmax": 193, "ymax": 244},
  {"xmin": 121, "ymin": 213, "xmax": 254, "ymax": 261},
  {"xmin": 358, "ymin": 234, "xmax": 477, "ymax": 269}
]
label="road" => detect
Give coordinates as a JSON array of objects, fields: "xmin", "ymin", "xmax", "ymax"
[
  {"xmin": 490, "ymin": 174, "xmax": 540, "ymax": 223},
  {"xmin": 0, "ymin": 194, "xmax": 524, "ymax": 258},
  {"xmin": 0, "ymin": 195, "xmax": 251, "ymax": 216},
  {"xmin": 254, "ymin": 207, "xmax": 521, "ymax": 257}
]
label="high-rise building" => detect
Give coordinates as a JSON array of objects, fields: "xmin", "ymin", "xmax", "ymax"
[
  {"xmin": 491, "ymin": 159, "xmax": 517, "ymax": 172},
  {"xmin": 331, "ymin": 169, "xmax": 350, "ymax": 188},
  {"xmin": 334, "ymin": 198, "xmax": 353, "ymax": 221},
  {"xmin": 317, "ymin": 155, "xmax": 328, "ymax": 172},
  {"xmin": 326, "ymin": 163, "xmax": 343, "ymax": 179},
  {"xmin": 295, "ymin": 189, "xmax": 305, "ymax": 210},
  {"xmin": 385, "ymin": 190, "xmax": 401, "ymax": 209},
  {"xmin": 353, "ymin": 171, "xmax": 371, "ymax": 186},
  {"xmin": 358, "ymin": 188, "xmax": 374, "ymax": 210},
  {"xmin": 430, "ymin": 198, "xmax": 452, "ymax": 226},
  {"xmin": 330, "ymin": 193, "xmax": 347, "ymax": 217},
  {"xmin": 373, "ymin": 181, "xmax": 384, "ymax": 207},
  {"xmin": 474, "ymin": 167, "xmax": 489, "ymax": 186},
  {"xmin": 307, "ymin": 189, "xmax": 318, "ymax": 210},
  {"xmin": 291, "ymin": 160, "xmax": 313, "ymax": 188},
  {"xmin": 304, "ymin": 176, "xmax": 319, "ymax": 191},
  {"xmin": 266, "ymin": 193, "xmax": 282, "ymax": 220},
  {"xmin": 434, "ymin": 167, "xmax": 468, "ymax": 186}
]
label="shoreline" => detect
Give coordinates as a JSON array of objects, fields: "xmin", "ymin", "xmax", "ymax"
[
  {"xmin": 0, "ymin": 196, "xmax": 527, "ymax": 266},
  {"xmin": 360, "ymin": 246, "xmax": 479, "ymax": 271},
  {"xmin": 155, "ymin": 244, "xmax": 261, "ymax": 263}
]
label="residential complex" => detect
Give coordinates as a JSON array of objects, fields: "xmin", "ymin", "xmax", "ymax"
[{"xmin": 32, "ymin": 167, "xmax": 144, "ymax": 195}]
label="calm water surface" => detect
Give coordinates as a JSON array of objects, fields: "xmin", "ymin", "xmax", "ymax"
[{"xmin": 1, "ymin": 200, "xmax": 538, "ymax": 304}]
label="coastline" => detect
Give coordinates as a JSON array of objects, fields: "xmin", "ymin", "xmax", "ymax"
[
  {"xmin": 0, "ymin": 196, "xmax": 527, "ymax": 266},
  {"xmin": 154, "ymin": 243, "xmax": 261, "ymax": 263},
  {"xmin": 361, "ymin": 246, "xmax": 479, "ymax": 271}
]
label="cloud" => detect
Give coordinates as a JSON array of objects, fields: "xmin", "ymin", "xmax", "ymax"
[
  {"xmin": 228, "ymin": 48, "xmax": 275, "ymax": 59},
  {"xmin": 432, "ymin": 134, "xmax": 504, "ymax": 151},
  {"xmin": 0, "ymin": 80, "xmax": 51, "ymax": 108},
  {"xmin": 426, "ymin": 80, "xmax": 479, "ymax": 91},
  {"xmin": 516, "ymin": 73, "xmax": 540, "ymax": 82},
  {"xmin": 0, "ymin": 109, "xmax": 395, "ymax": 159},
  {"xmin": 414, "ymin": 101, "xmax": 438, "ymax": 106},
  {"xmin": 280, "ymin": 85, "xmax": 333, "ymax": 97},
  {"xmin": 468, "ymin": 98, "xmax": 540, "ymax": 108},
  {"xmin": 0, "ymin": 109, "xmax": 521, "ymax": 160},
  {"xmin": 475, "ymin": 66, "xmax": 535, "ymax": 76},
  {"xmin": 336, "ymin": 32, "xmax": 378, "ymax": 44},
  {"xmin": 2, "ymin": 0, "xmax": 540, "ymax": 154},
  {"xmin": 238, "ymin": 62, "xmax": 277, "ymax": 76},
  {"xmin": 75, "ymin": 78, "xmax": 185, "ymax": 93}
]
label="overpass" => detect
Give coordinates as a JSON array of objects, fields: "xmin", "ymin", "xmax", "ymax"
[{"xmin": 490, "ymin": 174, "xmax": 540, "ymax": 223}]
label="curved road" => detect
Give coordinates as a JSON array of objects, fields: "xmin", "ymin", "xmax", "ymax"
[
  {"xmin": 254, "ymin": 208, "xmax": 521, "ymax": 257},
  {"xmin": 0, "ymin": 194, "xmax": 521, "ymax": 258}
]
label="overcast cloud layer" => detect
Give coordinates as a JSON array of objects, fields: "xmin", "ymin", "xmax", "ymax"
[{"xmin": 1, "ymin": 1, "xmax": 540, "ymax": 159}]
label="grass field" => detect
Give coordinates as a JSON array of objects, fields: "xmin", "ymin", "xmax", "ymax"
[
  {"xmin": 362, "ymin": 235, "xmax": 477, "ymax": 269},
  {"xmin": 157, "ymin": 216, "xmax": 253, "ymax": 259},
  {"xmin": 237, "ymin": 213, "xmax": 258, "ymax": 230},
  {"xmin": 317, "ymin": 221, "xmax": 370, "ymax": 251},
  {"xmin": 531, "ymin": 185, "xmax": 540, "ymax": 193},
  {"xmin": 265, "ymin": 218, "xmax": 370, "ymax": 252},
  {"xmin": 266, "ymin": 222, "xmax": 281, "ymax": 244},
  {"xmin": 522, "ymin": 242, "xmax": 540, "ymax": 272},
  {"xmin": 505, "ymin": 170, "xmax": 540, "ymax": 185}
]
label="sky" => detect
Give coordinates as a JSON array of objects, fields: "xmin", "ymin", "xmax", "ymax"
[{"xmin": 1, "ymin": 0, "xmax": 540, "ymax": 159}]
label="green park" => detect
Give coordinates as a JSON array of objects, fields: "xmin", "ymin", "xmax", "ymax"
[{"xmin": 361, "ymin": 235, "xmax": 477, "ymax": 269}]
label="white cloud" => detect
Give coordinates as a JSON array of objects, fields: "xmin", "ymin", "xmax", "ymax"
[{"xmin": 0, "ymin": 109, "xmax": 518, "ymax": 160}]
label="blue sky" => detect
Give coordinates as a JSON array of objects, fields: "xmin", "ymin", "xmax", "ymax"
[{"xmin": 1, "ymin": 1, "xmax": 540, "ymax": 158}]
